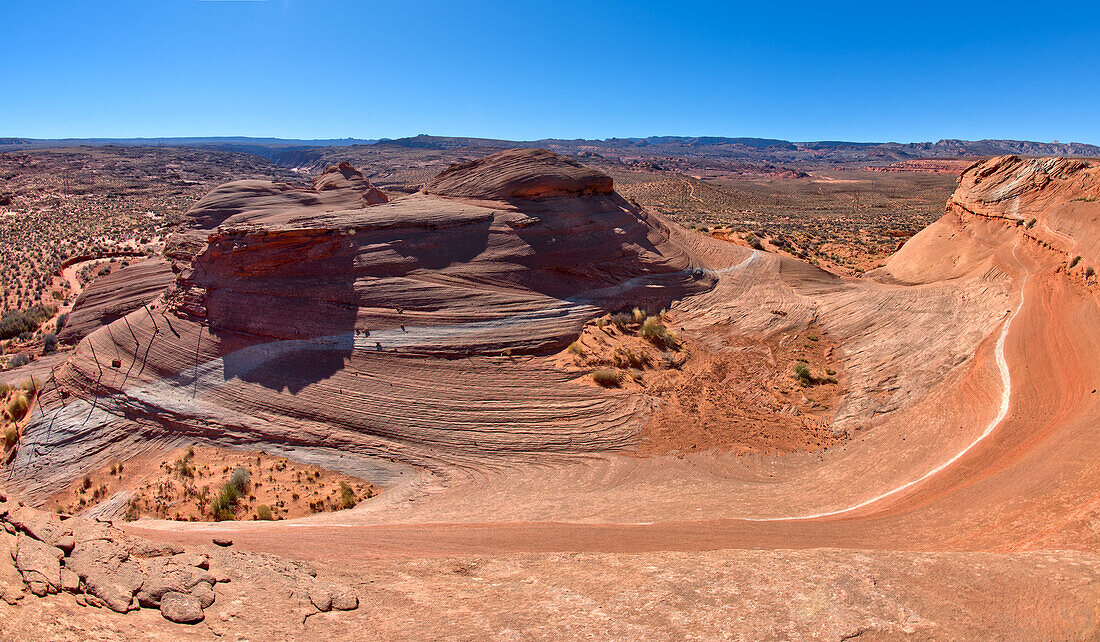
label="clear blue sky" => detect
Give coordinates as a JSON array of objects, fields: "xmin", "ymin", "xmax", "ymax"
[{"xmin": 2, "ymin": 1, "xmax": 1098, "ymax": 143}]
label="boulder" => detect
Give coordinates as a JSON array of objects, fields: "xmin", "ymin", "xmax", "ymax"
[
  {"xmin": 6, "ymin": 505, "xmax": 69, "ymax": 547},
  {"xmin": 60, "ymin": 568, "xmax": 81, "ymax": 593},
  {"xmin": 14, "ymin": 533, "xmax": 62, "ymax": 596},
  {"xmin": 66, "ymin": 536, "xmax": 143, "ymax": 612},
  {"xmin": 160, "ymin": 591, "xmax": 204, "ymax": 624},
  {"xmin": 136, "ymin": 555, "xmax": 216, "ymax": 608},
  {"xmin": 309, "ymin": 582, "xmax": 358, "ymax": 612},
  {"xmin": 0, "ymin": 530, "xmax": 25, "ymax": 604}
]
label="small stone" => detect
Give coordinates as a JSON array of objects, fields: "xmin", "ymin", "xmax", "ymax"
[
  {"xmin": 175, "ymin": 553, "xmax": 209, "ymax": 569},
  {"xmin": 212, "ymin": 537, "xmax": 233, "ymax": 547},
  {"xmin": 60, "ymin": 568, "xmax": 81, "ymax": 592},
  {"xmin": 56, "ymin": 535, "xmax": 75, "ymax": 554},
  {"xmin": 160, "ymin": 591, "xmax": 205, "ymax": 624},
  {"xmin": 75, "ymin": 593, "xmax": 87, "ymax": 607},
  {"xmin": 310, "ymin": 583, "xmax": 358, "ymax": 612}
]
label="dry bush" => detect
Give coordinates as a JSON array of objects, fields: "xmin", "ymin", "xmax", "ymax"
[{"xmin": 592, "ymin": 369, "xmax": 621, "ymax": 388}]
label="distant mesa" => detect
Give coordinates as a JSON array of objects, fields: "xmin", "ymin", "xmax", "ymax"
[{"xmin": 424, "ymin": 148, "xmax": 614, "ymax": 200}]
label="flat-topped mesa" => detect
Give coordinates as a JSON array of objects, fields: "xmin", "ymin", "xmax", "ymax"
[{"xmin": 424, "ymin": 148, "xmax": 615, "ymax": 200}]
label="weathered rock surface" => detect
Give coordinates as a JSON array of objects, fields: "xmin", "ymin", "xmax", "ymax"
[
  {"xmin": 0, "ymin": 500, "xmax": 222, "ymax": 621},
  {"xmin": 425, "ymin": 148, "xmax": 614, "ymax": 199},
  {"xmin": 14, "ymin": 532, "xmax": 62, "ymax": 596},
  {"xmin": 59, "ymin": 258, "xmax": 176, "ymax": 345},
  {"xmin": 159, "ymin": 590, "xmax": 204, "ymax": 623},
  {"xmin": 309, "ymin": 582, "xmax": 358, "ymax": 612}
]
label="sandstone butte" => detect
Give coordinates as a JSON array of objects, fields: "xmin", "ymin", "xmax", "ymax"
[{"xmin": 2, "ymin": 150, "xmax": 1100, "ymax": 638}]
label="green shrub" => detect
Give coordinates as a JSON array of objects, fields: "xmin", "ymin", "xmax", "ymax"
[
  {"xmin": 793, "ymin": 363, "xmax": 814, "ymax": 386},
  {"xmin": 211, "ymin": 483, "xmax": 240, "ymax": 520},
  {"xmin": 0, "ymin": 305, "xmax": 57, "ymax": 341},
  {"xmin": 592, "ymin": 369, "xmax": 621, "ymax": 388},
  {"xmin": 638, "ymin": 316, "xmax": 678, "ymax": 349},
  {"xmin": 256, "ymin": 505, "xmax": 274, "ymax": 520},
  {"xmin": 1070, "ymin": 255, "xmax": 1082, "ymax": 268}
]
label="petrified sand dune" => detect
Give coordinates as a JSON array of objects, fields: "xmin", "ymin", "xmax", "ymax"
[
  {"xmin": 59, "ymin": 258, "xmax": 175, "ymax": 345},
  {"xmin": 5, "ymin": 153, "xmax": 1100, "ymax": 636},
  {"xmin": 12, "ymin": 150, "xmax": 714, "ymax": 495}
]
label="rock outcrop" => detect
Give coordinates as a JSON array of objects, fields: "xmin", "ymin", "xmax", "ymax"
[
  {"xmin": 0, "ymin": 490, "xmax": 218, "ymax": 621},
  {"xmin": 425, "ymin": 148, "xmax": 614, "ymax": 200},
  {"xmin": 15, "ymin": 150, "xmax": 713, "ymax": 495}
]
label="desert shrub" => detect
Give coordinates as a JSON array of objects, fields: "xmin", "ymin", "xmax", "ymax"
[
  {"xmin": 631, "ymin": 307, "xmax": 646, "ymax": 324},
  {"xmin": 6, "ymin": 354, "xmax": 30, "ymax": 369},
  {"xmin": 639, "ymin": 316, "xmax": 678, "ymax": 349},
  {"xmin": 230, "ymin": 466, "xmax": 251, "ymax": 493},
  {"xmin": 55, "ymin": 313, "xmax": 68, "ymax": 334},
  {"xmin": 0, "ymin": 305, "xmax": 56, "ymax": 341},
  {"xmin": 4, "ymin": 391, "xmax": 28, "ymax": 421},
  {"xmin": 744, "ymin": 234, "xmax": 764, "ymax": 250},
  {"xmin": 567, "ymin": 341, "xmax": 584, "ymax": 356},
  {"xmin": 592, "ymin": 369, "xmax": 621, "ymax": 388},
  {"xmin": 212, "ymin": 483, "xmax": 241, "ymax": 521},
  {"xmin": 1088, "ymin": 266, "xmax": 1096, "ymax": 279},
  {"xmin": 610, "ymin": 312, "xmax": 634, "ymax": 329},
  {"xmin": 339, "ymin": 482, "xmax": 356, "ymax": 510},
  {"xmin": 3, "ymin": 425, "xmax": 18, "ymax": 450},
  {"xmin": 256, "ymin": 504, "xmax": 274, "ymax": 520},
  {"xmin": 793, "ymin": 363, "xmax": 814, "ymax": 386},
  {"xmin": 1070, "ymin": 255, "xmax": 1082, "ymax": 268},
  {"xmin": 612, "ymin": 347, "xmax": 651, "ymax": 369},
  {"xmin": 42, "ymin": 332, "xmax": 57, "ymax": 354},
  {"xmin": 1026, "ymin": 218, "xmax": 1037, "ymax": 229}
]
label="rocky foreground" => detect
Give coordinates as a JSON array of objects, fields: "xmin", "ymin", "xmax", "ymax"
[{"xmin": 0, "ymin": 489, "xmax": 358, "ymax": 626}]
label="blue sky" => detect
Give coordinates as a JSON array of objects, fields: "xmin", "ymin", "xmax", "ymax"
[{"xmin": 1, "ymin": 1, "xmax": 1098, "ymax": 143}]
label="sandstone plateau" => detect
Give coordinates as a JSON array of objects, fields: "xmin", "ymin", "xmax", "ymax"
[{"xmin": 3, "ymin": 151, "xmax": 1100, "ymax": 638}]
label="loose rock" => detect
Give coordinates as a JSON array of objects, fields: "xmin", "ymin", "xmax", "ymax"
[{"xmin": 160, "ymin": 591, "xmax": 205, "ymax": 624}]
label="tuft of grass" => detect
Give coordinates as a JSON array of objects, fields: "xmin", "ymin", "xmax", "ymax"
[
  {"xmin": 639, "ymin": 316, "xmax": 679, "ymax": 349},
  {"xmin": 592, "ymin": 369, "xmax": 621, "ymax": 388},
  {"xmin": 4, "ymin": 391, "xmax": 28, "ymax": 422},
  {"xmin": 256, "ymin": 505, "xmax": 274, "ymax": 520},
  {"xmin": 230, "ymin": 466, "xmax": 250, "ymax": 493},
  {"xmin": 3, "ymin": 425, "xmax": 18, "ymax": 450},
  {"xmin": 567, "ymin": 341, "xmax": 584, "ymax": 356}
]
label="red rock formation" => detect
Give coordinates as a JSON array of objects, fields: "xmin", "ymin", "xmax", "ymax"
[{"xmin": 425, "ymin": 148, "xmax": 614, "ymax": 200}]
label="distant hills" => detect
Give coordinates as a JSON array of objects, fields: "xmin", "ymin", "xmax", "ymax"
[{"xmin": 2, "ymin": 134, "xmax": 1098, "ymax": 167}]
